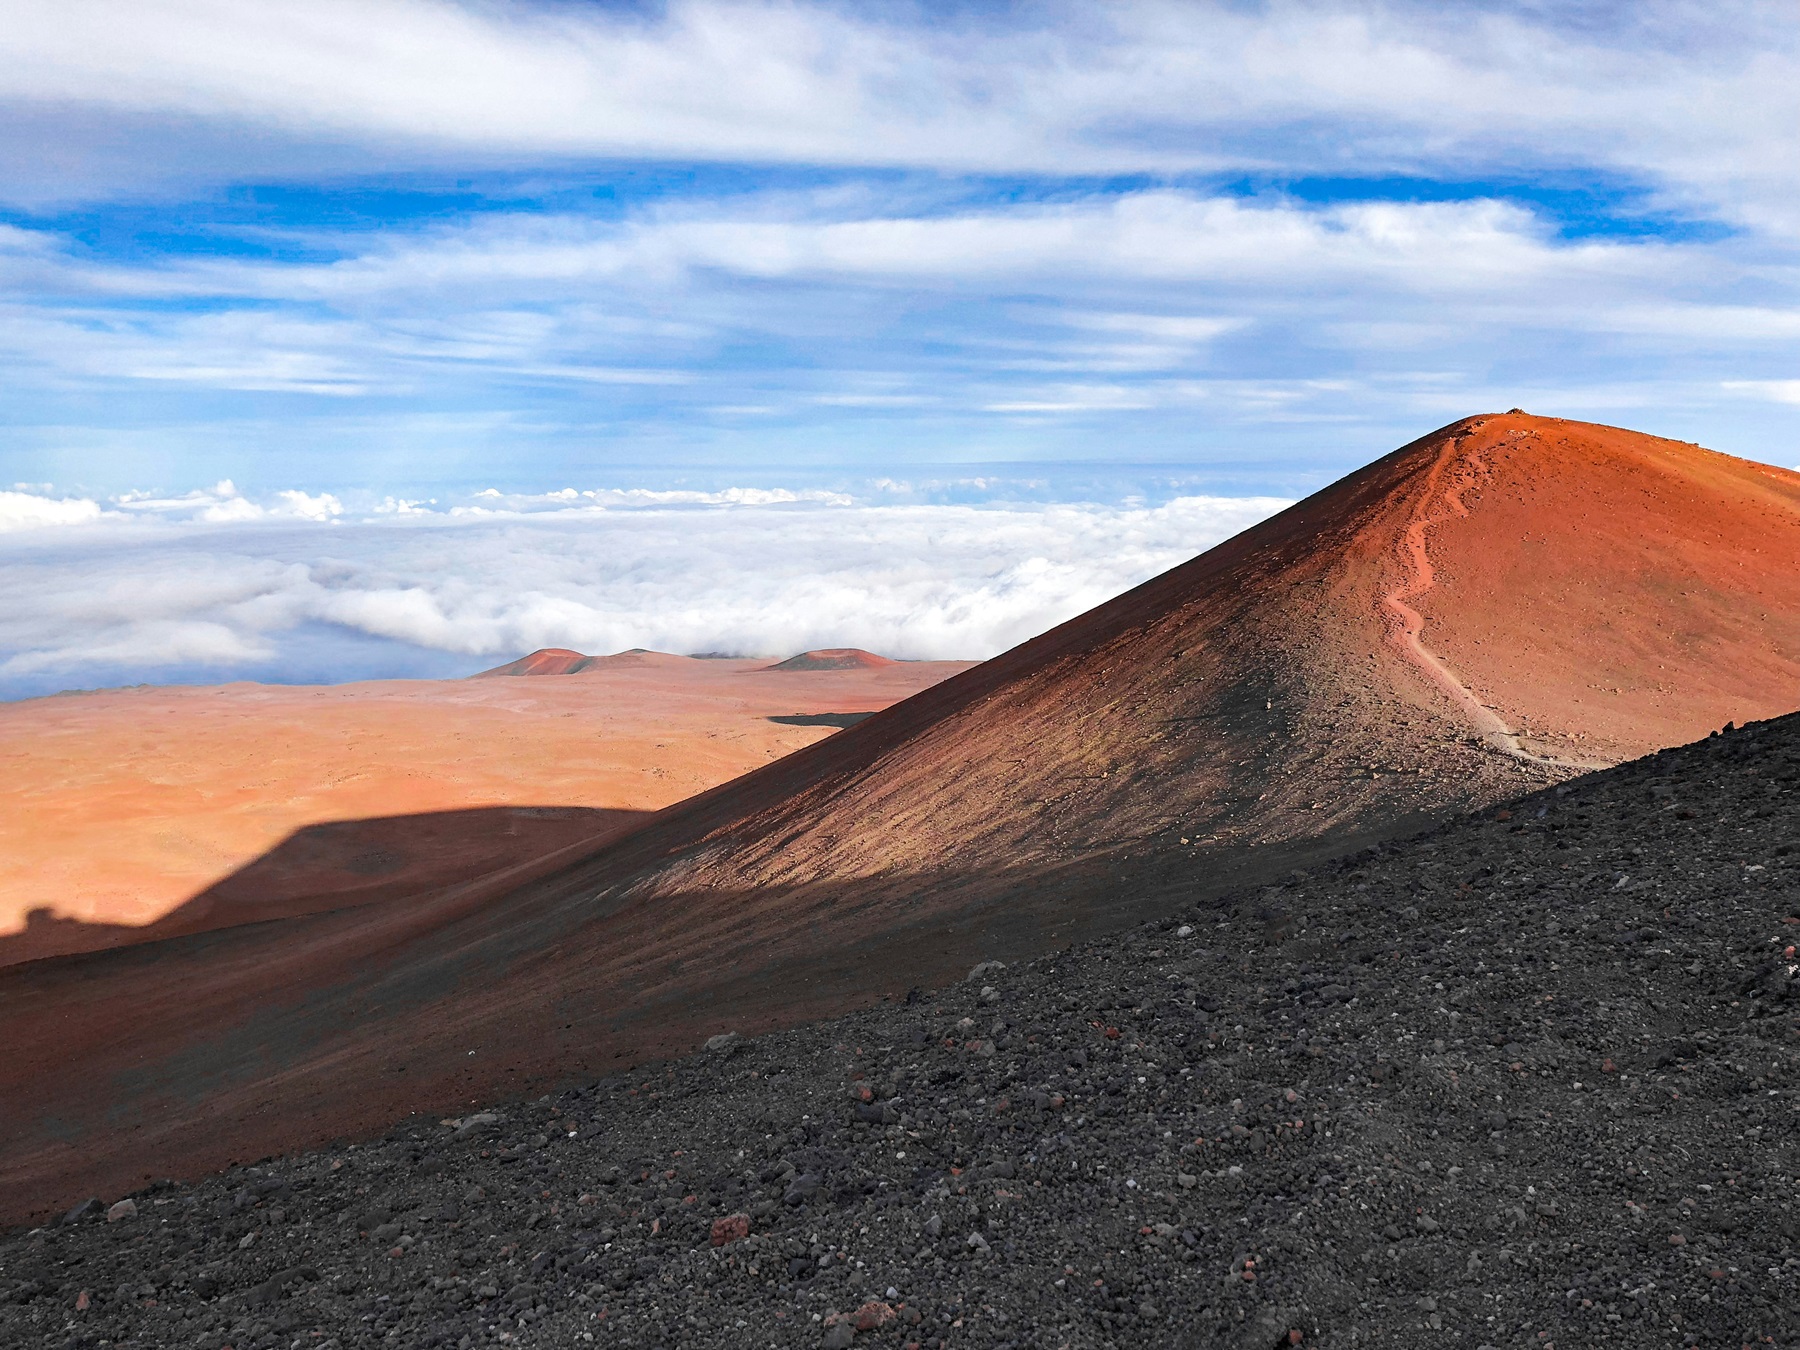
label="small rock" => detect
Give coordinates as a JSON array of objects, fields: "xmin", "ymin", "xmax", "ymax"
[
  {"xmin": 105, "ymin": 1199, "xmax": 136, "ymax": 1223},
  {"xmin": 822, "ymin": 1323, "xmax": 855, "ymax": 1350},
  {"xmin": 1176, "ymin": 925, "xmax": 1194, "ymax": 938},
  {"xmin": 978, "ymin": 985, "xmax": 1001, "ymax": 1005},
  {"xmin": 966, "ymin": 961, "xmax": 1006, "ymax": 983},
  {"xmin": 704, "ymin": 1032, "xmax": 739, "ymax": 1053},
  {"xmin": 62, "ymin": 1198, "xmax": 102, "ymax": 1225},
  {"xmin": 965, "ymin": 1232, "xmax": 990, "ymax": 1251},
  {"xmin": 1178, "ymin": 1173, "xmax": 1199, "ymax": 1189},
  {"xmin": 710, "ymin": 1213, "xmax": 751, "ymax": 1247},
  {"xmin": 783, "ymin": 1173, "xmax": 822, "ymax": 1207},
  {"xmin": 853, "ymin": 1300, "xmax": 897, "ymax": 1331},
  {"xmin": 924, "ymin": 1214, "xmax": 943, "ymax": 1239}
]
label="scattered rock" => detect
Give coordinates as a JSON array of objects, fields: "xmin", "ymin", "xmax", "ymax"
[
  {"xmin": 4, "ymin": 719, "xmax": 1798, "ymax": 1350},
  {"xmin": 104, "ymin": 1199, "xmax": 136, "ymax": 1223}
]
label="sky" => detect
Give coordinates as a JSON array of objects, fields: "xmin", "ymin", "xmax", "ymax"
[{"xmin": 1, "ymin": 0, "xmax": 1797, "ymax": 696}]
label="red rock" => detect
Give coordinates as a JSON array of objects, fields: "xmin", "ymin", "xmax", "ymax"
[
  {"xmin": 710, "ymin": 1213, "xmax": 751, "ymax": 1246},
  {"xmin": 852, "ymin": 1301, "xmax": 897, "ymax": 1332}
]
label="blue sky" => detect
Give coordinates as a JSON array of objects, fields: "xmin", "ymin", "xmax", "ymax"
[{"xmin": 0, "ymin": 1, "xmax": 1796, "ymax": 693}]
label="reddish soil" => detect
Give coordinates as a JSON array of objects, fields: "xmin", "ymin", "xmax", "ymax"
[
  {"xmin": 5, "ymin": 413, "xmax": 1799, "ymax": 1226},
  {"xmin": 0, "ymin": 654, "xmax": 971, "ymax": 966}
]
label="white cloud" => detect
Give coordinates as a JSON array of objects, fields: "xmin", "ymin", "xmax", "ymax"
[
  {"xmin": 0, "ymin": 1, "xmax": 1796, "ymax": 235},
  {"xmin": 1722, "ymin": 379, "xmax": 1800, "ymax": 405},
  {"xmin": 0, "ymin": 484, "xmax": 1289, "ymax": 693},
  {"xmin": 274, "ymin": 489, "xmax": 344, "ymax": 521},
  {"xmin": 0, "ymin": 489, "xmax": 104, "ymax": 532},
  {"xmin": 7, "ymin": 188, "xmax": 1789, "ymax": 425}
]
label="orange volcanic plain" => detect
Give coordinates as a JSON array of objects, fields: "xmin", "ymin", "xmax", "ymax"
[
  {"xmin": 0, "ymin": 650, "xmax": 972, "ymax": 966},
  {"xmin": 5, "ymin": 413, "xmax": 1800, "ymax": 1224}
]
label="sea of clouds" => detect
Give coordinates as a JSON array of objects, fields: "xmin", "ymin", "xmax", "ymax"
[{"xmin": 0, "ymin": 481, "xmax": 1288, "ymax": 701}]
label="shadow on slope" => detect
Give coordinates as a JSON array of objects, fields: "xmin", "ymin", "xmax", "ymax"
[{"xmin": 0, "ymin": 806, "xmax": 655, "ymax": 969}]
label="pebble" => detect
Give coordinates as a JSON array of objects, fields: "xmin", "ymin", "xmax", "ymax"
[{"xmin": 104, "ymin": 1199, "xmax": 136, "ymax": 1223}]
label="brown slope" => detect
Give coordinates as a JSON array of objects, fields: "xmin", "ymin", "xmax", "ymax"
[
  {"xmin": 473, "ymin": 647, "xmax": 592, "ymax": 676},
  {"xmin": 767, "ymin": 648, "xmax": 900, "ymax": 672},
  {"xmin": 4, "ymin": 413, "xmax": 1800, "ymax": 1223}
]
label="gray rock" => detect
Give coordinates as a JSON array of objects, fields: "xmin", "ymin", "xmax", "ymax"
[
  {"xmin": 105, "ymin": 1199, "xmax": 136, "ymax": 1223},
  {"xmin": 822, "ymin": 1323, "xmax": 855, "ymax": 1349},
  {"xmin": 783, "ymin": 1173, "xmax": 822, "ymax": 1206},
  {"xmin": 966, "ymin": 961, "xmax": 1006, "ymax": 983},
  {"xmin": 61, "ymin": 1198, "xmax": 102, "ymax": 1225}
]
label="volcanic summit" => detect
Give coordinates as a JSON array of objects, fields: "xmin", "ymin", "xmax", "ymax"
[{"xmin": 3, "ymin": 412, "xmax": 1798, "ymax": 1224}]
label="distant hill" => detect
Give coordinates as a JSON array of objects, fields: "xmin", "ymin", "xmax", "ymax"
[
  {"xmin": 766, "ymin": 648, "xmax": 900, "ymax": 672},
  {"xmin": 478, "ymin": 647, "xmax": 905, "ymax": 676}
]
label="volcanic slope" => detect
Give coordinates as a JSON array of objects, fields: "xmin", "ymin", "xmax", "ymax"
[
  {"xmin": 5, "ymin": 412, "xmax": 1800, "ymax": 1223},
  {"xmin": 0, "ymin": 653, "xmax": 971, "ymax": 966},
  {"xmin": 6, "ymin": 714, "xmax": 1796, "ymax": 1350}
]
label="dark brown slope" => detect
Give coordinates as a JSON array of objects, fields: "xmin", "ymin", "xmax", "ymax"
[{"xmin": 6, "ymin": 412, "xmax": 1800, "ymax": 1224}]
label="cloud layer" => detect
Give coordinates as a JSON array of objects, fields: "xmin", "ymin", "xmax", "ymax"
[
  {"xmin": 2, "ymin": 1, "xmax": 1796, "ymax": 230},
  {"xmin": 0, "ymin": 483, "xmax": 1287, "ymax": 700},
  {"xmin": 1, "ymin": 0, "xmax": 1796, "ymax": 676}
]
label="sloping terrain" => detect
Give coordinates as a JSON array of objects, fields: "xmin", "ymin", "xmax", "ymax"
[
  {"xmin": 3, "ymin": 413, "xmax": 1799, "ymax": 1225},
  {"xmin": 769, "ymin": 650, "xmax": 901, "ymax": 672},
  {"xmin": 0, "ymin": 654, "xmax": 972, "ymax": 965},
  {"xmin": 2, "ymin": 714, "xmax": 1794, "ymax": 1349}
]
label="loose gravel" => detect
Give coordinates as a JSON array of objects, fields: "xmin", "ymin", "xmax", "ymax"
[{"xmin": 3, "ymin": 717, "xmax": 1797, "ymax": 1350}]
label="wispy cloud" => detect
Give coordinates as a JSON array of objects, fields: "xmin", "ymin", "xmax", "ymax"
[{"xmin": 1, "ymin": 2, "xmax": 1796, "ymax": 230}]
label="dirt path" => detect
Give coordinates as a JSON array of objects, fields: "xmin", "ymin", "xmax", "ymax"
[{"xmin": 1383, "ymin": 437, "xmax": 1612, "ymax": 771}]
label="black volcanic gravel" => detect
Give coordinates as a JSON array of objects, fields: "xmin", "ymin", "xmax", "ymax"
[{"xmin": 4, "ymin": 718, "xmax": 1799, "ymax": 1350}]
